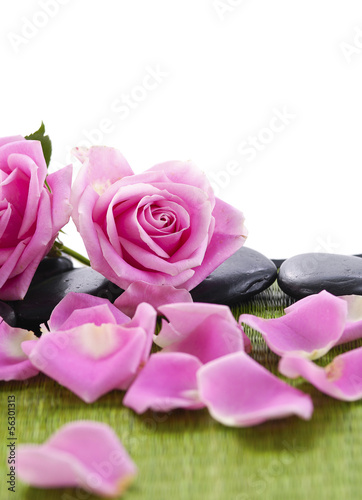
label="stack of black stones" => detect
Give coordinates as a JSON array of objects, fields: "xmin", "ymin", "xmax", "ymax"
[{"xmin": 3, "ymin": 248, "xmax": 361, "ymax": 335}]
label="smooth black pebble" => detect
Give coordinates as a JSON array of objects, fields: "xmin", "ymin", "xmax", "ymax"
[
  {"xmin": 8, "ymin": 268, "xmax": 122, "ymax": 334},
  {"xmin": 0, "ymin": 301, "xmax": 16, "ymax": 326},
  {"xmin": 278, "ymin": 252, "xmax": 362, "ymax": 299},
  {"xmin": 191, "ymin": 247, "xmax": 277, "ymax": 305},
  {"xmin": 30, "ymin": 256, "xmax": 74, "ymax": 286}
]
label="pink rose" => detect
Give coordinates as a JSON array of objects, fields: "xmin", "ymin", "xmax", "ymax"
[
  {"xmin": 71, "ymin": 146, "xmax": 247, "ymax": 291},
  {"xmin": 0, "ymin": 136, "xmax": 72, "ymax": 300}
]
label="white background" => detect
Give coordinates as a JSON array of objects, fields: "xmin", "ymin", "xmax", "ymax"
[{"xmin": 1, "ymin": 0, "xmax": 362, "ymax": 261}]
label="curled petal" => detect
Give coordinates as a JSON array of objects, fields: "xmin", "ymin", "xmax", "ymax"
[
  {"xmin": 240, "ymin": 291, "xmax": 347, "ymax": 360},
  {"xmin": 123, "ymin": 352, "xmax": 204, "ymax": 413},
  {"xmin": 279, "ymin": 348, "xmax": 362, "ymax": 401},
  {"xmin": 337, "ymin": 295, "xmax": 362, "ymax": 345},
  {"xmin": 48, "ymin": 292, "xmax": 130, "ymax": 331},
  {"xmin": 17, "ymin": 420, "xmax": 137, "ymax": 497},
  {"xmin": 156, "ymin": 302, "xmax": 250, "ymax": 362},
  {"xmin": 154, "ymin": 303, "xmax": 249, "ymax": 363},
  {"xmin": 0, "ymin": 320, "xmax": 38, "ymax": 380},
  {"xmin": 197, "ymin": 351, "xmax": 313, "ymax": 427},
  {"xmin": 114, "ymin": 281, "xmax": 192, "ymax": 317}
]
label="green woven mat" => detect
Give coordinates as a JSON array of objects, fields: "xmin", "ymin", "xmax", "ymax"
[{"xmin": 1, "ymin": 283, "xmax": 361, "ymax": 500}]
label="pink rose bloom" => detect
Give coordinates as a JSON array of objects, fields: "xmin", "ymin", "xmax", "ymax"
[
  {"xmin": 71, "ymin": 146, "xmax": 247, "ymax": 291},
  {"xmin": 0, "ymin": 136, "xmax": 72, "ymax": 300}
]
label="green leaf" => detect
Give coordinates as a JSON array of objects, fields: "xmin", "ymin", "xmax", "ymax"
[{"xmin": 25, "ymin": 122, "xmax": 52, "ymax": 167}]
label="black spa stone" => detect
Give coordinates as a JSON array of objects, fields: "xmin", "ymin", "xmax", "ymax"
[
  {"xmin": 190, "ymin": 247, "xmax": 277, "ymax": 305},
  {"xmin": 278, "ymin": 252, "xmax": 362, "ymax": 299},
  {"xmin": 30, "ymin": 256, "xmax": 74, "ymax": 286},
  {"xmin": 0, "ymin": 301, "xmax": 16, "ymax": 327},
  {"xmin": 8, "ymin": 268, "xmax": 122, "ymax": 335}
]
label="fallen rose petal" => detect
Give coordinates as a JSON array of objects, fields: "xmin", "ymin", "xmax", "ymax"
[
  {"xmin": 337, "ymin": 294, "xmax": 362, "ymax": 345},
  {"xmin": 279, "ymin": 347, "xmax": 362, "ymax": 401},
  {"xmin": 16, "ymin": 420, "xmax": 137, "ymax": 497},
  {"xmin": 123, "ymin": 352, "xmax": 204, "ymax": 413},
  {"xmin": 240, "ymin": 291, "xmax": 348, "ymax": 360},
  {"xmin": 22, "ymin": 299, "xmax": 157, "ymax": 402},
  {"xmin": 155, "ymin": 302, "xmax": 250, "ymax": 363},
  {"xmin": 197, "ymin": 351, "xmax": 313, "ymax": 426},
  {"xmin": 48, "ymin": 292, "xmax": 130, "ymax": 331},
  {"xmin": 114, "ymin": 281, "xmax": 192, "ymax": 317},
  {"xmin": 0, "ymin": 320, "xmax": 39, "ymax": 380}
]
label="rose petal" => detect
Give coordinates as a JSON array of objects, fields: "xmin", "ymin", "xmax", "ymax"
[
  {"xmin": 0, "ymin": 320, "xmax": 39, "ymax": 380},
  {"xmin": 122, "ymin": 302, "xmax": 157, "ymax": 365},
  {"xmin": 197, "ymin": 351, "xmax": 313, "ymax": 427},
  {"xmin": 22, "ymin": 322, "xmax": 149, "ymax": 403},
  {"xmin": 279, "ymin": 348, "xmax": 362, "ymax": 401},
  {"xmin": 156, "ymin": 302, "xmax": 249, "ymax": 363},
  {"xmin": 114, "ymin": 281, "xmax": 192, "ymax": 317},
  {"xmin": 71, "ymin": 146, "xmax": 133, "ymax": 229},
  {"xmin": 47, "ymin": 164, "xmax": 73, "ymax": 233},
  {"xmin": 123, "ymin": 352, "xmax": 204, "ymax": 413},
  {"xmin": 337, "ymin": 295, "xmax": 362, "ymax": 345},
  {"xmin": 240, "ymin": 291, "xmax": 348, "ymax": 360},
  {"xmin": 48, "ymin": 292, "xmax": 130, "ymax": 331},
  {"xmin": 16, "ymin": 420, "xmax": 137, "ymax": 497}
]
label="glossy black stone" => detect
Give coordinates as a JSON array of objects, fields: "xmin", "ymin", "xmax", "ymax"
[
  {"xmin": 0, "ymin": 301, "xmax": 16, "ymax": 327},
  {"xmin": 30, "ymin": 256, "xmax": 74, "ymax": 286},
  {"xmin": 191, "ymin": 247, "xmax": 277, "ymax": 305},
  {"xmin": 8, "ymin": 268, "xmax": 122, "ymax": 335},
  {"xmin": 278, "ymin": 252, "xmax": 362, "ymax": 299}
]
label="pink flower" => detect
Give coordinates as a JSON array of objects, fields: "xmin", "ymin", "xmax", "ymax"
[
  {"xmin": 0, "ymin": 136, "xmax": 72, "ymax": 300},
  {"xmin": 22, "ymin": 293, "xmax": 157, "ymax": 402},
  {"xmin": 155, "ymin": 302, "xmax": 251, "ymax": 362},
  {"xmin": 71, "ymin": 146, "xmax": 247, "ymax": 291},
  {"xmin": 17, "ymin": 420, "xmax": 137, "ymax": 497}
]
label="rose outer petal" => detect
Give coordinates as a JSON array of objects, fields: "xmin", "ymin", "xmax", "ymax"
[
  {"xmin": 279, "ymin": 347, "xmax": 362, "ymax": 401},
  {"xmin": 16, "ymin": 420, "xmax": 137, "ymax": 497},
  {"xmin": 123, "ymin": 352, "xmax": 205, "ymax": 413},
  {"xmin": 71, "ymin": 146, "xmax": 134, "ymax": 229},
  {"xmin": 197, "ymin": 351, "xmax": 313, "ymax": 427},
  {"xmin": 240, "ymin": 291, "xmax": 348, "ymax": 360},
  {"xmin": 114, "ymin": 281, "xmax": 193, "ymax": 317}
]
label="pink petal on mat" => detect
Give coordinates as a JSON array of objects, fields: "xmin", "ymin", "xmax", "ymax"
[
  {"xmin": 279, "ymin": 347, "xmax": 362, "ymax": 401},
  {"xmin": 0, "ymin": 320, "xmax": 39, "ymax": 380},
  {"xmin": 337, "ymin": 295, "xmax": 362, "ymax": 345},
  {"xmin": 240, "ymin": 291, "xmax": 348, "ymax": 360},
  {"xmin": 155, "ymin": 302, "xmax": 250, "ymax": 363},
  {"xmin": 16, "ymin": 420, "xmax": 137, "ymax": 497},
  {"xmin": 114, "ymin": 281, "xmax": 192, "ymax": 317},
  {"xmin": 123, "ymin": 352, "xmax": 204, "ymax": 413},
  {"xmin": 197, "ymin": 351, "xmax": 313, "ymax": 427},
  {"xmin": 22, "ymin": 303, "xmax": 157, "ymax": 402},
  {"xmin": 48, "ymin": 292, "xmax": 130, "ymax": 331}
]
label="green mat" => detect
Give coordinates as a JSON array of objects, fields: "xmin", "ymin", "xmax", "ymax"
[{"xmin": 1, "ymin": 283, "xmax": 361, "ymax": 500}]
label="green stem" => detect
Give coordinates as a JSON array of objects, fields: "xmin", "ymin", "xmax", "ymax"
[{"xmin": 59, "ymin": 245, "xmax": 91, "ymax": 267}]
